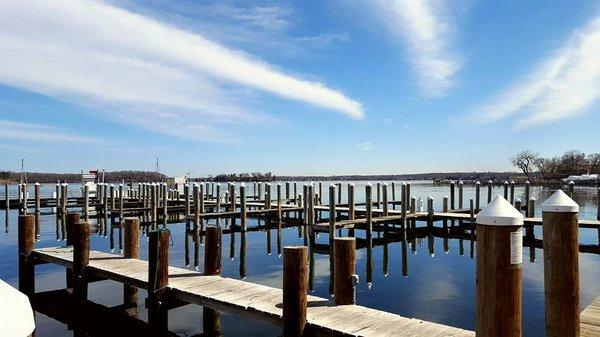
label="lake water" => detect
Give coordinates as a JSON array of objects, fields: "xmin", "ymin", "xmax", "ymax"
[{"xmin": 1, "ymin": 181, "xmax": 599, "ymax": 336}]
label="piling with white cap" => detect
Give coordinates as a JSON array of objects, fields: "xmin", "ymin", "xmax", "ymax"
[
  {"xmin": 382, "ymin": 183, "xmax": 388, "ymax": 216},
  {"xmin": 449, "ymin": 181, "xmax": 455, "ymax": 210},
  {"xmin": 458, "ymin": 181, "xmax": 464, "ymax": 209},
  {"xmin": 541, "ymin": 190, "xmax": 580, "ymax": 337},
  {"xmin": 475, "ymin": 181, "xmax": 481, "ymax": 210},
  {"xmin": 487, "ymin": 180, "xmax": 493, "ymax": 204},
  {"xmin": 476, "ymin": 195, "xmax": 523, "ymax": 337}
]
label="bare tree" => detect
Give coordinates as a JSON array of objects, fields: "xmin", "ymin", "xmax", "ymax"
[
  {"xmin": 559, "ymin": 150, "xmax": 587, "ymax": 175},
  {"xmin": 587, "ymin": 153, "xmax": 600, "ymax": 173},
  {"xmin": 511, "ymin": 151, "xmax": 538, "ymax": 180}
]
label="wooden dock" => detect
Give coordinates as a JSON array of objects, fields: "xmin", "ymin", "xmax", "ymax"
[
  {"xmin": 581, "ymin": 297, "xmax": 600, "ymax": 336},
  {"xmin": 32, "ymin": 246, "xmax": 474, "ymax": 336}
]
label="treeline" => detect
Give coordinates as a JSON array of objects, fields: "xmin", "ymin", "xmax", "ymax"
[
  {"xmin": 511, "ymin": 150, "xmax": 600, "ymax": 182},
  {"xmin": 197, "ymin": 172, "xmax": 276, "ymax": 182},
  {"xmin": 274, "ymin": 172, "xmax": 523, "ymax": 182},
  {"xmin": 0, "ymin": 171, "xmax": 166, "ymax": 183}
]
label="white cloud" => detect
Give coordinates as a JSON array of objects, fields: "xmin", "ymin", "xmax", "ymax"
[
  {"xmin": 0, "ymin": 120, "xmax": 96, "ymax": 143},
  {"xmin": 476, "ymin": 16, "xmax": 600, "ymax": 128},
  {"xmin": 369, "ymin": 0, "xmax": 461, "ymax": 96},
  {"xmin": 0, "ymin": 0, "xmax": 363, "ymax": 141},
  {"xmin": 356, "ymin": 141, "xmax": 372, "ymax": 151}
]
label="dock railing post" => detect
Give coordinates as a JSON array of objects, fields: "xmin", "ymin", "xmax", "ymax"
[
  {"xmin": 334, "ymin": 237, "xmax": 357, "ymax": 305},
  {"xmin": 123, "ymin": 217, "xmax": 140, "ymax": 309},
  {"xmin": 283, "ymin": 246, "xmax": 308, "ymax": 337},
  {"xmin": 148, "ymin": 228, "xmax": 170, "ymax": 334},
  {"xmin": 72, "ymin": 220, "xmax": 91, "ymax": 306},
  {"xmin": 541, "ymin": 190, "xmax": 580, "ymax": 336},
  {"xmin": 476, "ymin": 196, "xmax": 523, "ymax": 337},
  {"xmin": 18, "ymin": 214, "xmax": 36, "ymax": 296},
  {"xmin": 204, "ymin": 226, "xmax": 222, "ymax": 336},
  {"xmin": 65, "ymin": 212, "xmax": 81, "ymax": 289}
]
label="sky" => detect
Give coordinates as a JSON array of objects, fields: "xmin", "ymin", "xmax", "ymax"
[{"xmin": 0, "ymin": 0, "xmax": 599, "ymax": 176}]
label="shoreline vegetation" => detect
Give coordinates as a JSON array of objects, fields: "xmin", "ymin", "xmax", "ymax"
[{"xmin": 1, "ymin": 149, "xmax": 597, "ymax": 185}]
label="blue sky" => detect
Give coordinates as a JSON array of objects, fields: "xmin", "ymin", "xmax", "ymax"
[{"xmin": 0, "ymin": 0, "xmax": 599, "ymax": 176}]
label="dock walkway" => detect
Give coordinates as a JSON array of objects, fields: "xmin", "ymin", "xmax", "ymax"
[{"xmin": 32, "ymin": 246, "xmax": 474, "ymax": 337}]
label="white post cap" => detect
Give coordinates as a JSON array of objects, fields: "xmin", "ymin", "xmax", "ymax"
[
  {"xmin": 34, "ymin": 182, "xmax": 40, "ymax": 186},
  {"xmin": 476, "ymin": 196, "xmax": 524, "ymax": 226},
  {"xmin": 240, "ymin": 182, "xmax": 246, "ymax": 188},
  {"xmin": 458, "ymin": 180, "xmax": 463, "ymax": 184},
  {"xmin": 365, "ymin": 182, "xmax": 372, "ymax": 187},
  {"xmin": 568, "ymin": 180, "xmax": 575, "ymax": 185},
  {"xmin": 541, "ymin": 189, "xmax": 579, "ymax": 213},
  {"xmin": 476, "ymin": 181, "xmax": 480, "ymax": 185}
]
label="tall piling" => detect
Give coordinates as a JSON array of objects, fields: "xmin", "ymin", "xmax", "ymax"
[
  {"xmin": 148, "ymin": 228, "xmax": 170, "ymax": 334},
  {"xmin": 18, "ymin": 214, "xmax": 36, "ymax": 296},
  {"xmin": 282, "ymin": 246, "xmax": 308, "ymax": 337},
  {"xmin": 204, "ymin": 226, "xmax": 222, "ymax": 336},
  {"xmin": 123, "ymin": 217, "xmax": 140, "ymax": 308},
  {"xmin": 334, "ymin": 237, "xmax": 356, "ymax": 305}
]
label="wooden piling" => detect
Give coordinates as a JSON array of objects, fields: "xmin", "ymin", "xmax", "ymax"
[
  {"xmin": 240, "ymin": 183, "xmax": 247, "ymax": 231},
  {"xmin": 365, "ymin": 183, "xmax": 373, "ymax": 238},
  {"xmin": 348, "ymin": 183, "xmax": 355, "ymax": 221},
  {"xmin": 529, "ymin": 198, "xmax": 536, "ymax": 218},
  {"xmin": 487, "ymin": 180, "xmax": 493, "ymax": 204},
  {"xmin": 277, "ymin": 183, "xmax": 282, "ymax": 221},
  {"xmin": 18, "ymin": 214, "xmax": 36, "ymax": 296},
  {"xmin": 376, "ymin": 182, "xmax": 381, "ymax": 209},
  {"xmin": 229, "ymin": 183, "xmax": 236, "ymax": 212},
  {"xmin": 382, "ymin": 183, "xmax": 388, "ymax": 216},
  {"xmin": 84, "ymin": 184, "xmax": 90, "ymax": 221},
  {"xmin": 443, "ymin": 196, "xmax": 449, "ymax": 213},
  {"xmin": 72, "ymin": 220, "xmax": 91, "ymax": 304},
  {"xmin": 503, "ymin": 181, "xmax": 509, "ymax": 200},
  {"xmin": 34, "ymin": 182, "xmax": 40, "ymax": 235},
  {"xmin": 334, "ymin": 237, "xmax": 356, "ymax": 305},
  {"xmin": 510, "ymin": 181, "xmax": 515, "ymax": 204},
  {"xmin": 265, "ymin": 183, "xmax": 271, "ymax": 210},
  {"xmin": 328, "ymin": 184, "xmax": 336, "ymax": 247},
  {"xmin": 450, "ymin": 181, "xmax": 455, "ymax": 210},
  {"xmin": 123, "ymin": 217, "xmax": 140, "ymax": 308},
  {"xmin": 525, "ymin": 181, "xmax": 531, "ymax": 217},
  {"xmin": 148, "ymin": 228, "xmax": 170, "ymax": 334},
  {"xmin": 458, "ymin": 181, "xmax": 463, "ymax": 209},
  {"xmin": 541, "ymin": 190, "xmax": 580, "ymax": 337},
  {"xmin": 476, "ymin": 196, "xmax": 523, "ymax": 337},
  {"xmin": 475, "ymin": 181, "xmax": 481, "ymax": 210},
  {"xmin": 568, "ymin": 180, "xmax": 575, "ymax": 197},
  {"xmin": 282, "ymin": 246, "xmax": 308, "ymax": 337}
]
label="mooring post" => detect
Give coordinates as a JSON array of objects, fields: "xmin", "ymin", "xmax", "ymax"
[
  {"xmin": 302, "ymin": 184, "xmax": 308, "ymax": 225},
  {"xmin": 257, "ymin": 183, "xmax": 263, "ymax": 203},
  {"xmin": 515, "ymin": 199, "xmax": 522, "ymax": 212},
  {"xmin": 123, "ymin": 217, "xmax": 140, "ymax": 308},
  {"xmin": 229, "ymin": 182, "xmax": 236, "ymax": 212},
  {"xmin": 510, "ymin": 181, "xmax": 515, "ymax": 204},
  {"xmin": 240, "ymin": 183, "xmax": 247, "ymax": 231},
  {"xmin": 427, "ymin": 196, "xmax": 434, "ymax": 220},
  {"xmin": 458, "ymin": 181, "xmax": 464, "ymax": 209},
  {"xmin": 541, "ymin": 190, "xmax": 580, "ymax": 336},
  {"xmin": 72, "ymin": 220, "xmax": 91, "ymax": 305},
  {"xmin": 524, "ymin": 181, "xmax": 531, "ymax": 217},
  {"xmin": 293, "ymin": 183, "xmax": 297, "ymax": 204},
  {"xmin": 84, "ymin": 184, "xmax": 90, "ymax": 221},
  {"xmin": 334, "ymin": 237, "xmax": 357, "ymax": 305},
  {"xmin": 18, "ymin": 214, "xmax": 36, "ymax": 296},
  {"xmin": 348, "ymin": 183, "xmax": 355, "ymax": 221},
  {"xmin": 365, "ymin": 183, "xmax": 373, "ymax": 238},
  {"xmin": 318, "ymin": 182, "xmax": 323, "ymax": 205},
  {"xmin": 4, "ymin": 184, "xmax": 8, "ymax": 212},
  {"xmin": 62, "ymin": 183, "xmax": 69, "ymax": 215},
  {"xmin": 568, "ymin": 180, "xmax": 575, "ymax": 198},
  {"xmin": 283, "ymin": 246, "xmax": 308, "ymax": 337},
  {"xmin": 65, "ymin": 212, "xmax": 81, "ymax": 289},
  {"xmin": 487, "ymin": 180, "xmax": 493, "ymax": 204},
  {"xmin": 376, "ymin": 182, "xmax": 381, "ymax": 209},
  {"xmin": 277, "ymin": 183, "xmax": 282, "ymax": 221},
  {"xmin": 476, "ymin": 196, "xmax": 523, "ymax": 337},
  {"xmin": 34, "ymin": 182, "xmax": 40, "ymax": 235},
  {"xmin": 528, "ymin": 198, "xmax": 536, "ymax": 218},
  {"xmin": 449, "ymin": 181, "xmax": 455, "ymax": 210},
  {"xmin": 285, "ymin": 182, "xmax": 290, "ymax": 201},
  {"xmin": 337, "ymin": 182, "xmax": 342, "ymax": 204},
  {"xmin": 443, "ymin": 195, "xmax": 449, "ymax": 213},
  {"xmin": 328, "ymin": 184, "xmax": 336, "ymax": 247},
  {"xmin": 163, "ymin": 183, "xmax": 169, "ymax": 225},
  {"xmin": 265, "ymin": 183, "xmax": 271, "ymax": 210},
  {"xmin": 119, "ymin": 184, "xmax": 124, "ymax": 221},
  {"xmin": 475, "ymin": 181, "xmax": 481, "ymax": 210},
  {"xmin": 204, "ymin": 226, "xmax": 222, "ymax": 336},
  {"xmin": 148, "ymin": 228, "xmax": 170, "ymax": 334},
  {"xmin": 215, "ymin": 184, "xmax": 221, "ymax": 213},
  {"xmin": 382, "ymin": 183, "xmax": 388, "ymax": 216},
  {"xmin": 597, "ymin": 188, "xmax": 599, "ymax": 221},
  {"xmin": 184, "ymin": 183, "xmax": 191, "ymax": 218},
  {"xmin": 110, "ymin": 184, "xmax": 116, "ymax": 212},
  {"xmin": 503, "ymin": 181, "xmax": 509, "ymax": 200}
]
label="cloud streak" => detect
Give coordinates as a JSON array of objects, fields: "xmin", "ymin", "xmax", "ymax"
[
  {"xmin": 0, "ymin": 120, "xmax": 97, "ymax": 143},
  {"xmin": 0, "ymin": 0, "xmax": 363, "ymax": 142},
  {"xmin": 476, "ymin": 15, "xmax": 600, "ymax": 128},
  {"xmin": 369, "ymin": 0, "xmax": 461, "ymax": 96}
]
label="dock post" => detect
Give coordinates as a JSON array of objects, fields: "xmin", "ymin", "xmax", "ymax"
[
  {"xmin": 503, "ymin": 181, "xmax": 509, "ymax": 200},
  {"xmin": 229, "ymin": 183, "xmax": 236, "ymax": 212},
  {"xmin": 34, "ymin": 182, "xmax": 40, "ymax": 236},
  {"xmin": 568, "ymin": 180, "xmax": 575, "ymax": 197},
  {"xmin": 257, "ymin": 183, "xmax": 262, "ymax": 202},
  {"xmin": 475, "ymin": 181, "xmax": 481, "ymax": 210},
  {"xmin": 597, "ymin": 188, "xmax": 599, "ymax": 221},
  {"xmin": 319, "ymin": 182, "xmax": 323, "ymax": 205},
  {"xmin": 334, "ymin": 237, "xmax": 356, "ymax": 304},
  {"xmin": 110, "ymin": 184, "xmax": 116, "ymax": 212},
  {"xmin": 376, "ymin": 182, "xmax": 381, "ymax": 209},
  {"xmin": 18, "ymin": 214, "xmax": 36, "ymax": 296},
  {"xmin": 265, "ymin": 183, "xmax": 271, "ymax": 210},
  {"xmin": 148, "ymin": 228, "xmax": 170, "ymax": 334},
  {"xmin": 510, "ymin": 181, "xmax": 515, "ymax": 204},
  {"xmin": 283, "ymin": 246, "xmax": 308, "ymax": 337},
  {"xmin": 65, "ymin": 212, "xmax": 80, "ymax": 289},
  {"xmin": 123, "ymin": 217, "xmax": 140, "ymax": 309},
  {"xmin": 487, "ymin": 180, "xmax": 493, "ymax": 204},
  {"xmin": 476, "ymin": 196, "xmax": 523, "ymax": 337},
  {"xmin": 328, "ymin": 184, "xmax": 336, "ymax": 241},
  {"xmin": 515, "ymin": 199, "xmax": 522, "ymax": 212},
  {"xmin": 4, "ymin": 184, "xmax": 8, "ymax": 212},
  {"xmin": 450, "ymin": 181, "xmax": 455, "ymax": 210},
  {"xmin": 204, "ymin": 226, "xmax": 222, "ymax": 336},
  {"xmin": 55, "ymin": 183, "xmax": 61, "ymax": 214},
  {"xmin": 541, "ymin": 190, "xmax": 580, "ymax": 336},
  {"xmin": 84, "ymin": 184, "xmax": 89, "ymax": 221},
  {"xmin": 525, "ymin": 181, "xmax": 531, "ymax": 217},
  {"xmin": 401, "ymin": 183, "xmax": 407, "ymax": 236},
  {"xmin": 285, "ymin": 182, "xmax": 290, "ymax": 201},
  {"xmin": 277, "ymin": 183, "xmax": 282, "ymax": 221},
  {"xmin": 240, "ymin": 183, "xmax": 247, "ymax": 231},
  {"xmin": 72, "ymin": 220, "xmax": 91, "ymax": 305},
  {"xmin": 162, "ymin": 183, "xmax": 168, "ymax": 225},
  {"xmin": 427, "ymin": 196, "xmax": 434, "ymax": 220},
  {"xmin": 443, "ymin": 196, "xmax": 449, "ymax": 213},
  {"xmin": 185, "ymin": 183, "xmax": 191, "ymax": 217},
  {"xmin": 62, "ymin": 183, "xmax": 68, "ymax": 215},
  {"xmin": 337, "ymin": 182, "xmax": 342, "ymax": 204},
  {"xmin": 119, "ymin": 184, "xmax": 124, "ymax": 221},
  {"xmin": 293, "ymin": 183, "xmax": 297, "ymax": 204},
  {"xmin": 22, "ymin": 183, "xmax": 28, "ymax": 215},
  {"xmin": 528, "ymin": 198, "xmax": 536, "ymax": 218},
  {"xmin": 302, "ymin": 184, "xmax": 308, "ymax": 224},
  {"xmin": 348, "ymin": 183, "xmax": 355, "ymax": 220},
  {"xmin": 365, "ymin": 183, "xmax": 373, "ymax": 238},
  {"xmin": 458, "ymin": 181, "xmax": 463, "ymax": 209},
  {"xmin": 382, "ymin": 183, "xmax": 388, "ymax": 216}
]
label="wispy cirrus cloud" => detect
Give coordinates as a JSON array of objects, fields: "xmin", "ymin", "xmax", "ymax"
[
  {"xmin": 476, "ymin": 15, "xmax": 600, "ymax": 128},
  {"xmin": 0, "ymin": 0, "xmax": 363, "ymax": 142},
  {"xmin": 0, "ymin": 120, "xmax": 96, "ymax": 143},
  {"xmin": 369, "ymin": 0, "xmax": 462, "ymax": 96}
]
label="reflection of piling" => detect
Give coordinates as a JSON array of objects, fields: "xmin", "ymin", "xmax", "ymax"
[
  {"xmin": 204, "ymin": 226, "xmax": 222, "ymax": 335},
  {"xmin": 542, "ymin": 190, "xmax": 580, "ymax": 337},
  {"xmin": 476, "ymin": 196, "xmax": 523, "ymax": 337},
  {"xmin": 282, "ymin": 246, "xmax": 307, "ymax": 337},
  {"xmin": 334, "ymin": 237, "xmax": 356, "ymax": 305},
  {"xmin": 65, "ymin": 212, "xmax": 80, "ymax": 289}
]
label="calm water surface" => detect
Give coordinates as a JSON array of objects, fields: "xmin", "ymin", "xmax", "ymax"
[{"xmin": 1, "ymin": 181, "xmax": 599, "ymax": 336}]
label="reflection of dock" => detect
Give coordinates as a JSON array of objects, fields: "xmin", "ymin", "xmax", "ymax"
[{"xmin": 31, "ymin": 246, "xmax": 474, "ymax": 336}]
